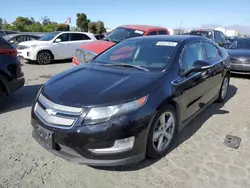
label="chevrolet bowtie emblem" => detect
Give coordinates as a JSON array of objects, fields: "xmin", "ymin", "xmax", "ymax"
[{"xmin": 46, "ymin": 108, "xmax": 57, "ymax": 116}]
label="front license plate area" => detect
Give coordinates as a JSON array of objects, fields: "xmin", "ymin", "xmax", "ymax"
[{"xmin": 34, "ymin": 125, "xmax": 55, "ymax": 149}]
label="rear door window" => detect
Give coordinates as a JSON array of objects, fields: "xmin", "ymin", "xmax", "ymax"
[
  {"xmin": 158, "ymin": 30, "xmax": 167, "ymax": 35},
  {"xmin": 147, "ymin": 31, "xmax": 158, "ymax": 36}
]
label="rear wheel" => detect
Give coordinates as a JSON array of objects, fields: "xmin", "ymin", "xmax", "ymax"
[
  {"xmin": 146, "ymin": 105, "xmax": 178, "ymax": 159},
  {"xmin": 37, "ymin": 51, "xmax": 53, "ymax": 65},
  {"xmin": 216, "ymin": 74, "xmax": 230, "ymax": 103}
]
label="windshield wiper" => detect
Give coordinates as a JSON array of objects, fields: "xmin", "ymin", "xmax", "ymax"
[{"xmin": 106, "ymin": 63, "xmax": 149, "ymax": 71}]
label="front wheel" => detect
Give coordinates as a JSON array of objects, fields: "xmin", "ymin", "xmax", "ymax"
[
  {"xmin": 146, "ymin": 105, "xmax": 178, "ymax": 159},
  {"xmin": 37, "ymin": 51, "xmax": 53, "ymax": 65},
  {"xmin": 216, "ymin": 74, "xmax": 230, "ymax": 103}
]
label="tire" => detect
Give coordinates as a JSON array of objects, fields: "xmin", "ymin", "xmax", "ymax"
[
  {"xmin": 146, "ymin": 105, "xmax": 178, "ymax": 159},
  {"xmin": 216, "ymin": 74, "xmax": 230, "ymax": 103},
  {"xmin": 37, "ymin": 51, "xmax": 53, "ymax": 65}
]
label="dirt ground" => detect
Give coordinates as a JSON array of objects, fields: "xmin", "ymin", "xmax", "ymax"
[{"xmin": 0, "ymin": 60, "xmax": 250, "ymax": 188}]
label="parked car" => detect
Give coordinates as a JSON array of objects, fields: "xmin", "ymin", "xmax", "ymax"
[
  {"xmin": 3, "ymin": 33, "xmax": 43, "ymax": 48},
  {"xmin": 227, "ymin": 37, "xmax": 250, "ymax": 74},
  {"xmin": 17, "ymin": 31, "xmax": 97, "ymax": 64},
  {"xmin": 0, "ymin": 37, "xmax": 25, "ymax": 108},
  {"xmin": 0, "ymin": 30, "xmax": 19, "ymax": 37},
  {"xmin": 31, "ymin": 35, "xmax": 231, "ymax": 166},
  {"xmin": 72, "ymin": 25, "xmax": 170, "ymax": 65},
  {"xmin": 189, "ymin": 29, "xmax": 231, "ymax": 48}
]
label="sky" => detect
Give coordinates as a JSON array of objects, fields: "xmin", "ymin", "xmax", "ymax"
[{"xmin": 1, "ymin": 0, "xmax": 250, "ymax": 29}]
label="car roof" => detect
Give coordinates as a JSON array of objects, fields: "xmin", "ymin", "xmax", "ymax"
[
  {"xmin": 126, "ymin": 35, "xmax": 207, "ymax": 43},
  {"xmin": 119, "ymin": 25, "xmax": 167, "ymax": 31}
]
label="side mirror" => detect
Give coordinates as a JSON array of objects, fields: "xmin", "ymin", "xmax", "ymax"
[
  {"xmin": 184, "ymin": 60, "xmax": 210, "ymax": 77},
  {"xmin": 10, "ymin": 40, "xmax": 14, "ymax": 44},
  {"xmin": 55, "ymin": 38, "xmax": 61, "ymax": 43}
]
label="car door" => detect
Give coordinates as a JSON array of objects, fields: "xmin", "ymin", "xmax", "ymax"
[
  {"xmin": 52, "ymin": 33, "xmax": 71, "ymax": 59},
  {"xmin": 173, "ymin": 41, "xmax": 209, "ymax": 121},
  {"xmin": 69, "ymin": 33, "xmax": 93, "ymax": 57},
  {"xmin": 201, "ymin": 41, "xmax": 224, "ymax": 102}
]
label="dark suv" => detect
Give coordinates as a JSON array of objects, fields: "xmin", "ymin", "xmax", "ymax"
[
  {"xmin": 189, "ymin": 29, "xmax": 231, "ymax": 48},
  {"xmin": 0, "ymin": 37, "xmax": 25, "ymax": 107}
]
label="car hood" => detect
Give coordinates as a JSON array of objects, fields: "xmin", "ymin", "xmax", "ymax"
[
  {"xmin": 42, "ymin": 65, "xmax": 165, "ymax": 107},
  {"xmin": 18, "ymin": 40, "xmax": 49, "ymax": 47},
  {"xmin": 226, "ymin": 49, "xmax": 250, "ymax": 58},
  {"xmin": 79, "ymin": 40, "xmax": 116, "ymax": 54}
]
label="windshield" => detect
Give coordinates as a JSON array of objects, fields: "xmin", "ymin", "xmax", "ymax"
[
  {"xmin": 229, "ymin": 39, "xmax": 250, "ymax": 49},
  {"xmin": 189, "ymin": 30, "xmax": 213, "ymax": 39},
  {"xmin": 103, "ymin": 27, "xmax": 145, "ymax": 43},
  {"xmin": 39, "ymin": 32, "xmax": 60, "ymax": 41},
  {"xmin": 92, "ymin": 39, "xmax": 178, "ymax": 71}
]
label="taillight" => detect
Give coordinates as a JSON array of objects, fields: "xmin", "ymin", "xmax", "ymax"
[{"xmin": 0, "ymin": 49, "xmax": 17, "ymax": 56}]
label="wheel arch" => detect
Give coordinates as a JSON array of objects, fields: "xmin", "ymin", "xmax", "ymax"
[{"xmin": 36, "ymin": 49, "xmax": 54, "ymax": 61}]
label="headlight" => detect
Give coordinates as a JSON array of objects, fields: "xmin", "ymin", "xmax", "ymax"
[{"xmin": 84, "ymin": 95, "xmax": 148, "ymax": 125}]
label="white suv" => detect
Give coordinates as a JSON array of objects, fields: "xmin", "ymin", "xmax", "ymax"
[{"xmin": 17, "ymin": 31, "xmax": 97, "ymax": 64}]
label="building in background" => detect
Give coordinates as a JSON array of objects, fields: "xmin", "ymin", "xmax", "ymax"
[{"xmin": 215, "ymin": 27, "xmax": 238, "ymax": 36}]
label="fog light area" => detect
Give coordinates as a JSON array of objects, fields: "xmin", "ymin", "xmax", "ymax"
[{"xmin": 89, "ymin": 136, "xmax": 135, "ymax": 154}]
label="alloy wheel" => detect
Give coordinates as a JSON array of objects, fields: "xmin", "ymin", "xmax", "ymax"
[
  {"xmin": 38, "ymin": 52, "xmax": 51, "ymax": 64},
  {"xmin": 221, "ymin": 77, "xmax": 229, "ymax": 100},
  {"xmin": 152, "ymin": 111, "xmax": 175, "ymax": 152}
]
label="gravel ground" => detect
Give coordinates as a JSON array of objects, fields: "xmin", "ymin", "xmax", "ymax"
[{"xmin": 0, "ymin": 60, "xmax": 250, "ymax": 188}]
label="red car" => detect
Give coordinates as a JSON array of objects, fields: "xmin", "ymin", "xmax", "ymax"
[{"xmin": 72, "ymin": 25, "xmax": 169, "ymax": 65}]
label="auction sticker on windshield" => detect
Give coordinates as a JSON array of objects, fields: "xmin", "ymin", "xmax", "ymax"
[
  {"xmin": 156, "ymin": 41, "xmax": 178, "ymax": 46},
  {"xmin": 134, "ymin": 30, "xmax": 144, "ymax": 35}
]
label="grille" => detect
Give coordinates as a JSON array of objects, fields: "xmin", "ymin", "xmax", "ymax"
[
  {"xmin": 34, "ymin": 94, "xmax": 84, "ymax": 128},
  {"xmin": 230, "ymin": 57, "xmax": 250, "ymax": 64},
  {"xmin": 75, "ymin": 49, "xmax": 97, "ymax": 64},
  {"xmin": 17, "ymin": 45, "xmax": 28, "ymax": 50}
]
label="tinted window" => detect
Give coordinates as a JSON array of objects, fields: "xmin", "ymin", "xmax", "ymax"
[
  {"xmin": 93, "ymin": 40, "xmax": 178, "ymax": 71},
  {"xmin": 203, "ymin": 42, "xmax": 219, "ymax": 60},
  {"xmin": 15, "ymin": 35, "xmax": 26, "ymax": 43},
  {"xmin": 220, "ymin": 32, "xmax": 226, "ymax": 41},
  {"xmin": 71, "ymin": 33, "xmax": 91, "ymax": 41},
  {"xmin": 181, "ymin": 42, "xmax": 205, "ymax": 72},
  {"xmin": 214, "ymin": 31, "xmax": 221, "ymax": 43},
  {"xmin": 158, "ymin": 30, "xmax": 167, "ymax": 35},
  {"xmin": 40, "ymin": 32, "xmax": 61, "ymax": 41},
  {"xmin": 189, "ymin": 30, "xmax": 213, "ymax": 39},
  {"xmin": 147, "ymin": 31, "xmax": 157, "ymax": 36},
  {"xmin": 103, "ymin": 27, "xmax": 145, "ymax": 43},
  {"xmin": 27, "ymin": 36, "xmax": 39, "ymax": 41},
  {"xmin": 229, "ymin": 39, "xmax": 250, "ymax": 49},
  {"xmin": 56, "ymin": 33, "xmax": 70, "ymax": 42}
]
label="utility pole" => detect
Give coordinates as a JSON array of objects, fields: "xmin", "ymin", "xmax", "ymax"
[{"xmin": 178, "ymin": 22, "xmax": 182, "ymax": 35}]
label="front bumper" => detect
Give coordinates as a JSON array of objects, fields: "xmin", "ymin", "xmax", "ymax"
[
  {"xmin": 31, "ymin": 109, "xmax": 151, "ymax": 166},
  {"xmin": 17, "ymin": 49, "xmax": 35, "ymax": 60},
  {"xmin": 230, "ymin": 63, "xmax": 250, "ymax": 74}
]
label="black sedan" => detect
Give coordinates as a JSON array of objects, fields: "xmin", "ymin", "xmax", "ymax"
[
  {"xmin": 31, "ymin": 35, "xmax": 231, "ymax": 167},
  {"xmin": 227, "ymin": 37, "xmax": 250, "ymax": 74}
]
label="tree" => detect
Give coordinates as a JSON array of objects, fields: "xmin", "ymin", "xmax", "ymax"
[
  {"xmin": 96, "ymin": 20, "xmax": 106, "ymax": 34},
  {"xmin": 25, "ymin": 22, "xmax": 43, "ymax": 32},
  {"xmin": 88, "ymin": 22, "xmax": 97, "ymax": 34},
  {"xmin": 41, "ymin": 16, "xmax": 51, "ymax": 25},
  {"xmin": 12, "ymin": 17, "xmax": 33, "ymax": 31},
  {"xmin": 76, "ymin": 13, "xmax": 88, "ymax": 32},
  {"xmin": 56, "ymin": 24, "xmax": 70, "ymax": 31}
]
